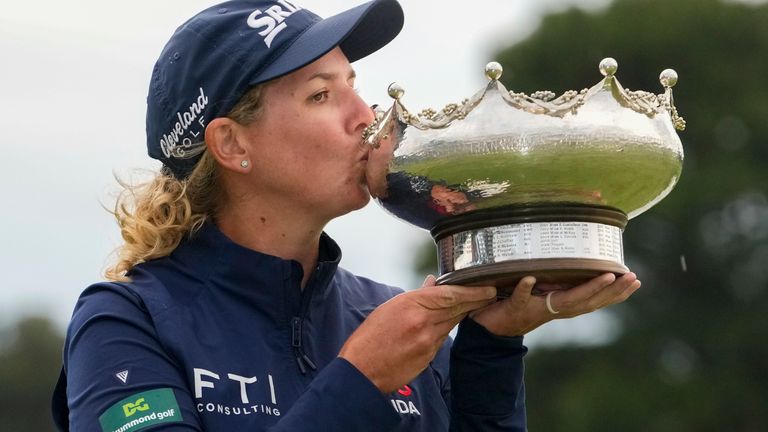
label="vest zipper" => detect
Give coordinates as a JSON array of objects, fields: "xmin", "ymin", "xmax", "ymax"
[
  {"xmin": 291, "ymin": 316, "xmax": 317, "ymax": 374},
  {"xmin": 291, "ymin": 263, "xmax": 328, "ymax": 375}
]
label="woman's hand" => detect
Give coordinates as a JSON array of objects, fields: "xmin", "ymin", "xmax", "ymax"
[
  {"xmin": 339, "ymin": 276, "xmax": 496, "ymax": 393},
  {"xmin": 470, "ymin": 272, "xmax": 641, "ymax": 337}
]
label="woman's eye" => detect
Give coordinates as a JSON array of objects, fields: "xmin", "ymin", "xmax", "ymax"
[{"xmin": 311, "ymin": 91, "xmax": 328, "ymax": 103}]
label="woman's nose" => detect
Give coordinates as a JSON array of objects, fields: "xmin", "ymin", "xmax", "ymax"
[{"xmin": 349, "ymin": 91, "xmax": 376, "ymax": 134}]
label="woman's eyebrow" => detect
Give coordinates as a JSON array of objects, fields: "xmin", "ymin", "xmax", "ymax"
[{"xmin": 306, "ymin": 69, "xmax": 357, "ymax": 82}]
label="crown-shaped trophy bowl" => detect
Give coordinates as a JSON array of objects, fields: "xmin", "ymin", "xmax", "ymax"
[{"xmin": 364, "ymin": 58, "xmax": 685, "ymax": 295}]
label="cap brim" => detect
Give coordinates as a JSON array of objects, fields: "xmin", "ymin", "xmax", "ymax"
[{"xmin": 249, "ymin": 0, "xmax": 404, "ymax": 85}]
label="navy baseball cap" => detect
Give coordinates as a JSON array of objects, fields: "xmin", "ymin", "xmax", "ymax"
[{"xmin": 146, "ymin": 0, "xmax": 404, "ymax": 178}]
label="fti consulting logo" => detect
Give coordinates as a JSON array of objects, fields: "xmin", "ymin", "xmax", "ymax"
[{"xmin": 99, "ymin": 388, "xmax": 183, "ymax": 432}]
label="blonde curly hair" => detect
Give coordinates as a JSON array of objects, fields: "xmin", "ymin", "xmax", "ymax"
[{"xmin": 105, "ymin": 83, "xmax": 268, "ymax": 281}]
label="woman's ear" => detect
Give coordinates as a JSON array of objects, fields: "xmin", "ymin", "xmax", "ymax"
[{"xmin": 205, "ymin": 117, "xmax": 252, "ymax": 174}]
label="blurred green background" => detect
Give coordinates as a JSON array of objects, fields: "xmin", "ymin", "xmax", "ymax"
[
  {"xmin": 4, "ymin": 0, "xmax": 767, "ymax": 430},
  {"xmin": 417, "ymin": 0, "xmax": 768, "ymax": 430},
  {"xmin": 504, "ymin": 0, "xmax": 768, "ymax": 429}
]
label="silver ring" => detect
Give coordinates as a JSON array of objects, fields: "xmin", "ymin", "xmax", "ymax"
[{"xmin": 546, "ymin": 291, "xmax": 560, "ymax": 315}]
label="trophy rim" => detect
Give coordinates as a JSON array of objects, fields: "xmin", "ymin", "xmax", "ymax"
[{"xmin": 430, "ymin": 204, "xmax": 628, "ymax": 240}]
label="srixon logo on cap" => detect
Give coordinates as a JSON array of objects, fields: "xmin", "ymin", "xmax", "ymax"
[{"xmin": 247, "ymin": 0, "xmax": 303, "ymax": 48}]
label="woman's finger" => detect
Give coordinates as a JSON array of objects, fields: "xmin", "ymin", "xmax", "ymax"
[
  {"xmin": 502, "ymin": 276, "xmax": 537, "ymax": 313},
  {"xmin": 416, "ymin": 284, "xmax": 497, "ymax": 310},
  {"xmin": 548, "ymin": 272, "xmax": 639, "ymax": 316}
]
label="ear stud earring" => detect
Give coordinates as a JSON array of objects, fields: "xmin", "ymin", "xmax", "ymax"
[{"xmin": 240, "ymin": 160, "xmax": 250, "ymax": 168}]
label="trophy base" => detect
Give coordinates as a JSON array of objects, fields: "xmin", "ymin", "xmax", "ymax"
[
  {"xmin": 432, "ymin": 205, "xmax": 629, "ymax": 296},
  {"xmin": 435, "ymin": 258, "xmax": 629, "ymax": 297}
]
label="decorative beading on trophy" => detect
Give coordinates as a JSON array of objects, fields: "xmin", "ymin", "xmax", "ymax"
[
  {"xmin": 363, "ymin": 58, "xmax": 685, "ymax": 136},
  {"xmin": 364, "ymin": 58, "xmax": 686, "ymax": 293}
]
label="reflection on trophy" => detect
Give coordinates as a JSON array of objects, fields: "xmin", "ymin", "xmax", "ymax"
[{"xmin": 364, "ymin": 58, "xmax": 686, "ymax": 295}]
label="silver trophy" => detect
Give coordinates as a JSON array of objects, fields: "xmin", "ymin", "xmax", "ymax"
[{"xmin": 364, "ymin": 58, "xmax": 685, "ymax": 295}]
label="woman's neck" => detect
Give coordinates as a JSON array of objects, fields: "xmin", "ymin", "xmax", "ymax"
[{"xmin": 216, "ymin": 199, "xmax": 325, "ymax": 289}]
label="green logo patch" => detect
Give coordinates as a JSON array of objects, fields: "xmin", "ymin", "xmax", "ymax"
[
  {"xmin": 122, "ymin": 397, "xmax": 149, "ymax": 417},
  {"xmin": 99, "ymin": 388, "xmax": 183, "ymax": 432}
]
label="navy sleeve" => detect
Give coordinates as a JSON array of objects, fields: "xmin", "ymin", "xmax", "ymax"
[
  {"xmin": 449, "ymin": 318, "xmax": 528, "ymax": 432},
  {"xmin": 269, "ymin": 358, "xmax": 400, "ymax": 432},
  {"xmin": 59, "ymin": 284, "xmax": 400, "ymax": 432},
  {"xmin": 62, "ymin": 284, "xmax": 202, "ymax": 431},
  {"xmin": 431, "ymin": 336, "xmax": 453, "ymax": 410}
]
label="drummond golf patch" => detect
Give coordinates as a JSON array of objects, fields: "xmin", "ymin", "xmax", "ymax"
[{"xmin": 99, "ymin": 388, "xmax": 183, "ymax": 432}]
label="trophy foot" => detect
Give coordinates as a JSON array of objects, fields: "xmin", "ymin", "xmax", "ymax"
[{"xmin": 435, "ymin": 258, "xmax": 629, "ymax": 297}]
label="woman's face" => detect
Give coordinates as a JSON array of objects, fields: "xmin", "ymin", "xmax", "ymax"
[{"xmin": 242, "ymin": 47, "xmax": 375, "ymax": 221}]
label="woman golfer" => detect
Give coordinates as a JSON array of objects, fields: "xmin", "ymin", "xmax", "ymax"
[{"xmin": 52, "ymin": 0, "xmax": 641, "ymax": 430}]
